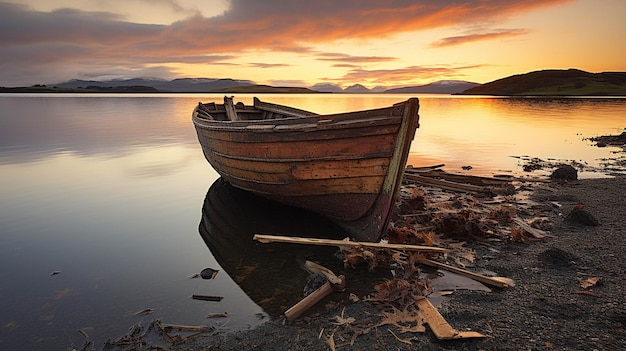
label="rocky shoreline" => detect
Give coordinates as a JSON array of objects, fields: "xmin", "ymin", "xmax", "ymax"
[{"xmin": 116, "ymin": 175, "xmax": 618, "ymax": 351}]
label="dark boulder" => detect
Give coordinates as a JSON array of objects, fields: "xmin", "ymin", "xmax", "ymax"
[{"xmin": 550, "ymin": 165, "xmax": 578, "ymax": 180}]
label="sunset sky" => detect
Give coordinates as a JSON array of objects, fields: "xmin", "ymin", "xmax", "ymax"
[{"xmin": 1, "ymin": 0, "xmax": 624, "ymax": 89}]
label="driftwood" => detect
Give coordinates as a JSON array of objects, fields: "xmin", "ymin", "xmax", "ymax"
[
  {"xmin": 513, "ymin": 217, "xmax": 550, "ymax": 239},
  {"xmin": 285, "ymin": 279, "xmax": 339, "ymax": 321},
  {"xmin": 253, "ymin": 234, "xmax": 446, "ymax": 252},
  {"xmin": 191, "ymin": 294, "xmax": 224, "ymax": 302},
  {"xmin": 405, "ymin": 173, "xmax": 502, "ymax": 194},
  {"xmin": 406, "ymin": 168, "xmax": 512, "ymax": 185},
  {"xmin": 418, "ymin": 258, "xmax": 514, "ymax": 288},
  {"xmin": 284, "ymin": 261, "xmax": 345, "ymax": 321},
  {"xmin": 161, "ymin": 323, "xmax": 213, "ymax": 332},
  {"xmin": 404, "ymin": 168, "xmax": 516, "ymax": 195},
  {"xmin": 416, "ymin": 298, "xmax": 486, "ymax": 340},
  {"xmin": 304, "ymin": 260, "xmax": 343, "ymax": 286}
]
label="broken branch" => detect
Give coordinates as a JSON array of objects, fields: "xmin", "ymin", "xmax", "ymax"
[
  {"xmin": 284, "ymin": 275, "xmax": 345, "ymax": 321},
  {"xmin": 304, "ymin": 260, "xmax": 343, "ymax": 286},
  {"xmin": 513, "ymin": 217, "xmax": 550, "ymax": 239},
  {"xmin": 418, "ymin": 258, "xmax": 514, "ymax": 288}
]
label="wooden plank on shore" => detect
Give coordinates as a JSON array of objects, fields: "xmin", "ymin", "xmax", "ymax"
[
  {"xmin": 407, "ymin": 169, "xmax": 513, "ymax": 185},
  {"xmin": 418, "ymin": 258, "xmax": 514, "ymax": 288},
  {"xmin": 416, "ymin": 298, "xmax": 486, "ymax": 340},
  {"xmin": 253, "ymin": 234, "xmax": 446, "ymax": 252},
  {"xmin": 284, "ymin": 281, "xmax": 335, "ymax": 321},
  {"xmin": 404, "ymin": 173, "xmax": 489, "ymax": 193}
]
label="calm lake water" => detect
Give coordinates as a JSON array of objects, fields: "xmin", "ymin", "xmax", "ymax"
[{"xmin": 0, "ymin": 93, "xmax": 624, "ymax": 350}]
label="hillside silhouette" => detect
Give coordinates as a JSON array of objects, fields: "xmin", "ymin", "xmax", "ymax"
[{"xmin": 461, "ymin": 69, "xmax": 626, "ymax": 96}]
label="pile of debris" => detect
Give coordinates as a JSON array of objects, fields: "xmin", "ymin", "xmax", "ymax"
[
  {"xmin": 253, "ymin": 165, "xmax": 557, "ymax": 348},
  {"xmin": 398, "ymin": 165, "xmax": 551, "ymax": 243}
]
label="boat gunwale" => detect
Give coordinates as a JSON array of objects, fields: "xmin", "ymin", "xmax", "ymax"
[
  {"xmin": 192, "ymin": 118, "xmax": 404, "ymax": 140},
  {"xmin": 192, "ymin": 103, "xmax": 402, "ymax": 128}
]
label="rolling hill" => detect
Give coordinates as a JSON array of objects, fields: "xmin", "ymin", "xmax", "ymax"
[
  {"xmin": 55, "ymin": 78, "xmax": 254, "ymax": 92},
  {"xmin": 460, "ymin": 69, "xmax": 626, "ymax": 96}
]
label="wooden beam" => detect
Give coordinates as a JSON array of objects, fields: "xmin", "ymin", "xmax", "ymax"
[
  {"xmin": 284, "ymin": 278, "xmax": 341, "ymax": 321},
  {"xmin": 416, "ymin": 298, "xmax": 486, "ymax": 340},
  {"xmin": 253, "ymin": 234, "xmax": 447, "ymax": 252},
  {"xmin": 404, "ymin": 173, "xmax": 489, "ymax": 193}
]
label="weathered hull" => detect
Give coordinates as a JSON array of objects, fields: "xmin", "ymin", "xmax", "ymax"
[{"xmin": 192, "ymin": 97, "xmax": 420, "ymax": 242}]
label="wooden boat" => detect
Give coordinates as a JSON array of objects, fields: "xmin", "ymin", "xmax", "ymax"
[{"xmin": 192, "ymin": 96, "xmax": 420, "ymax": 242}]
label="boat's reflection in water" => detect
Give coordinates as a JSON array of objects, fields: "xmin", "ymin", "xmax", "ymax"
[{"xmin": 199, "ymin": 178, "xmax": 348, "ymax": 318}]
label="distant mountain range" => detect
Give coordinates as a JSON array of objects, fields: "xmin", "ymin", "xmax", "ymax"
[
  {"xmin": 50, "ymin": 78, "xmax": 478, "ymax": 94},
  {"xmin": 55, "ymin": 77, "xmax": 255, "ymax": 92},
  {"xmin": 385, "ymin": 80, "xmax": 480, "ymax": 94},
  {"xmin": 2, "ymin": 69, "xmax": 625, "ymax": 95}
]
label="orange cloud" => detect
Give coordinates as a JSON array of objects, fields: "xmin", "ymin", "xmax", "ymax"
[
  {"xmin": 157, "ymin": 0, "xmax": 571, "ymax": 53},
  {"xmin": 316, "ymin": 53, "xmax": 397, "ymax": 63},
  {"xmin": 249, "ymin": 63, "xmax": 291, "ymax": 68},
  {"xmin": 431, "ymin": 29, "xmax": 531, "ymax": 47},
  {"xmin": 328, "ymin": 65, "xmax": 484, "ymax": 85}
]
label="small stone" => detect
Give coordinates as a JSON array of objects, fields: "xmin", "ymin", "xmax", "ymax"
[
  {"xmin": 538, "ymin": 248, "xmax": 578, "ymax": 267},
  {"xmin": 565, "ymin": 207, "xmax": 599, "ymax": 226},
  {"xmin": 200, "ymin": 267, "xmax": 219, "ymax": 279}
]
